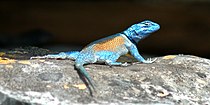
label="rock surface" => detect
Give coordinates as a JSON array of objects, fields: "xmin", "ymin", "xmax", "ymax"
[{"xmin": 0, "ymin": 55, "xmax": 210, "ymax": 105}]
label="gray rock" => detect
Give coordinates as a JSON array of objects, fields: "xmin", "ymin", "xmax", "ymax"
[{"xmin": 0, "ymin": 55, "xmax": 210, "ymax": 105}]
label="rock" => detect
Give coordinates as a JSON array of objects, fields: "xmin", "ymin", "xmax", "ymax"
[{"xmin": 0, "ymin": 55, "xmax": 210, "ymax": 105}]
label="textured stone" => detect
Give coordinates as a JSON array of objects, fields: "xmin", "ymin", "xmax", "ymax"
[{"xmin": 0, "ymin": 55, "xmax": 210, "ymax": 105}]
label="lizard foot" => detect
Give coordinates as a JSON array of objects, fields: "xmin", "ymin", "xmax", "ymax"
[{"xmin": 142, "ymin": 58, "xmax": 157, "ymax": 63}]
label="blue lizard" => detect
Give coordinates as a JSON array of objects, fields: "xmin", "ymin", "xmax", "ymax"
[{"xmin": 31, "ymin": 20, "xmax": 160, "ymax": 92}]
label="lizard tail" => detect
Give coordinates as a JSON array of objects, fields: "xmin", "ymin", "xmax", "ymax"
[
  {"xmin": 30, "ymin": 51, "xmax": 80, "ymax": 59},
  {"xmin": 63, "ymin": 51, "xmax": 80, "ymax": 59},
  {"xmin": 75, "ymin": 63, "xmax": 96, "ymax": 91}
]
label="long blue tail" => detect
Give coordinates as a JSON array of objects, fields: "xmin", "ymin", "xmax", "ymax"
[{"xmin": 31, "ymin": 51, "xmax": 80, "ymax": 59}]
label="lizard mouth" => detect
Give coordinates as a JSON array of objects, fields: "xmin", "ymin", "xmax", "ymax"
[{"xmin": 134, "ymin": 35, "xmax": 143, "ymax": 40}]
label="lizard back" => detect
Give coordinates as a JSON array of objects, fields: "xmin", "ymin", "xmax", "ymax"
[{"xmin": 92, "ymin": 35, "xmax": 126, "ymax": 52}]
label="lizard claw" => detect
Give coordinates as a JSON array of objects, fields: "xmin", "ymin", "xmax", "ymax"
[
  {"xmin": 142, "ymin": 58, "xmax": 157, "ymax": 64},
  {"xmin": 121, "ymin": 62, "xmax": 130, "ymax": 66}
]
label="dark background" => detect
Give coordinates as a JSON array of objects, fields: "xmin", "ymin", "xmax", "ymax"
[{"xmin": 0, "ymin": 1, "xmax": 210, "ymax": 58}]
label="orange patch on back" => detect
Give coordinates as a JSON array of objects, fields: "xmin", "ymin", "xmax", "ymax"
[{"xmin": 93, "ymin": 36, "xmax": 125, "ymax": 51}]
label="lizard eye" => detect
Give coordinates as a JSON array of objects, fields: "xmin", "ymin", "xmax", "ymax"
[{"xmin": 144, "ymin": 22, "xmax": 151, "ymax": 26}]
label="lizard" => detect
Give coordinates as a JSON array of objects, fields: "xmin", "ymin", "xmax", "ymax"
[{"xmin": 31, "ymin": 20, "xmax": 160, "ymax": 93}]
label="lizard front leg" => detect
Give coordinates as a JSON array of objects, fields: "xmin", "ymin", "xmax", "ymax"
[{"xmin": 127, "ymin": 45, "xmax": 156, "ymax": 63}]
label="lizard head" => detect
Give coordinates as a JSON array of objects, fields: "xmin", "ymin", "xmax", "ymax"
[{"xmin": 123, "ymin": 20, "xmax": 160, "ymax": 44}]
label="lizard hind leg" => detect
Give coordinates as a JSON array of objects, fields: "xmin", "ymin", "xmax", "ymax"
[
  {"xmin": 75, "ymin": 63, "xmax": 96, "ymax": 91},
  {"xmin": 105, "ymin": 60, "xmax": 129, "ymax": 67},
  {"xmin": 102, "ymin": 53, "xmax": 129, "ymax": 66}
]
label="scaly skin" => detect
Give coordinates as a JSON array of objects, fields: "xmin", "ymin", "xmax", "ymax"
[{"xmin": 31, "ymin": 20, "xmax": 160, "ymax": 93}]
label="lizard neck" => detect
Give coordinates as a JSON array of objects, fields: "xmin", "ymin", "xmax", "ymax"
[{"xmin": 121, "ymin": 32, "xmax": 138, "ymax": 46}]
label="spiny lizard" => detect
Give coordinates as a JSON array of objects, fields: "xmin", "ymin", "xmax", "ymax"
[{"xmin": 31, "ymin": 20, "xmax": 160, "ymax": 94}]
